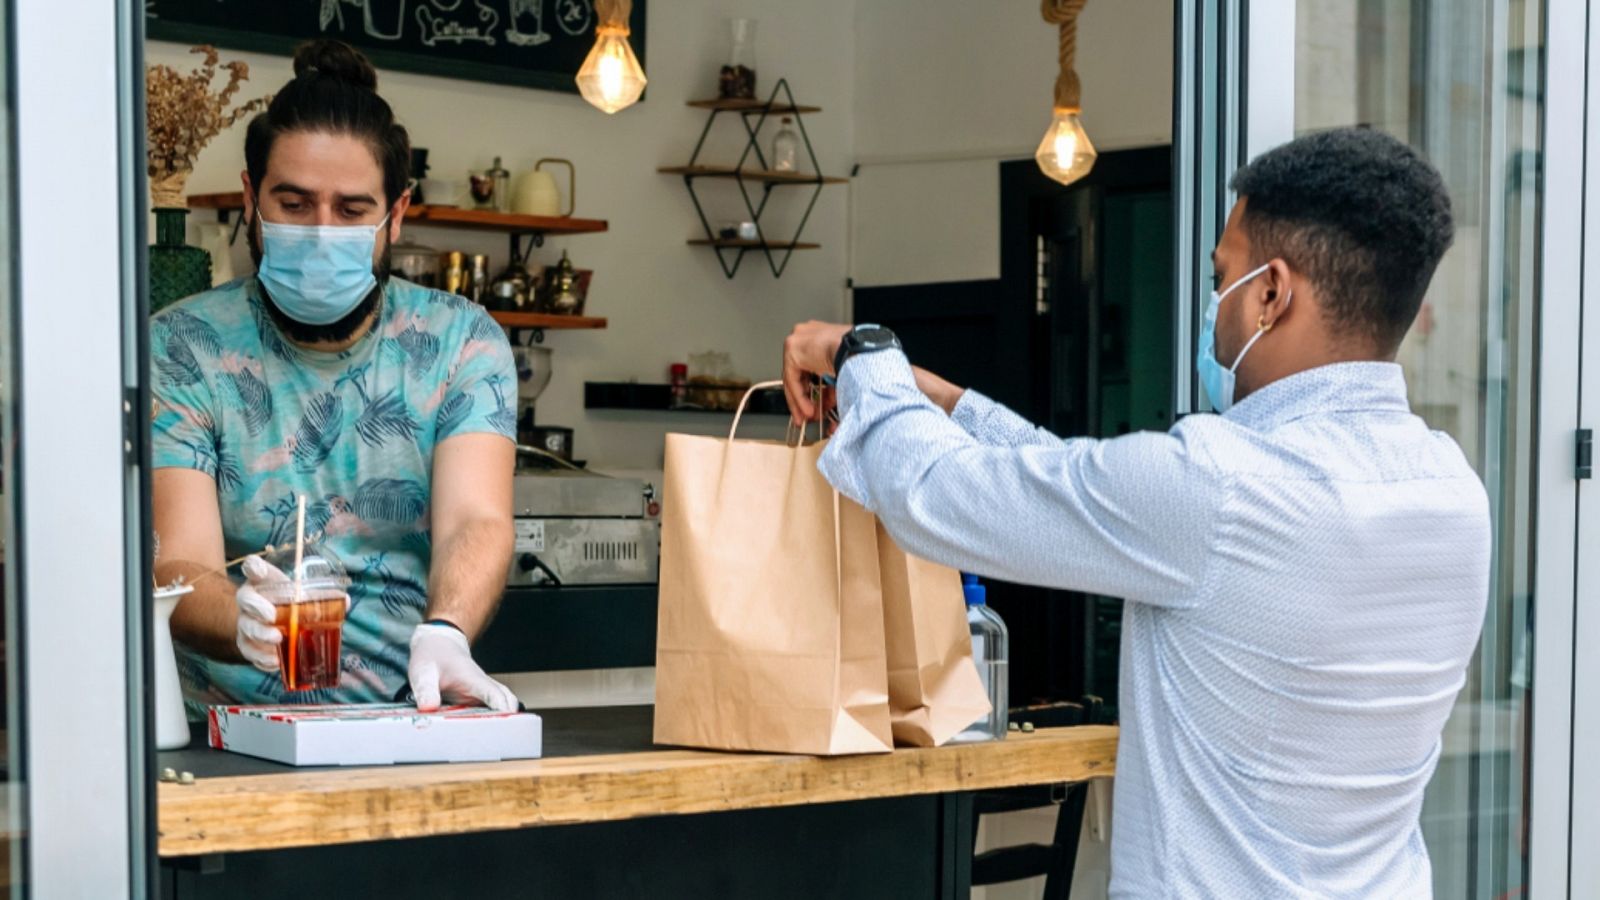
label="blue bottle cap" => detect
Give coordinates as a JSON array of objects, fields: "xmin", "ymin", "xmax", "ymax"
[{"xmin": 961, "ymin": 573, "xmax": 986, "ymax": 606}]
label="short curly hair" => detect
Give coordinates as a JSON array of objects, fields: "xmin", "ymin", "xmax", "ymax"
[{"xmin": 1229, "ymin": 127, "xmax": 1454, "ymax": 353}]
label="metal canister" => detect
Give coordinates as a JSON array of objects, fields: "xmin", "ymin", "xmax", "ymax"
[
  {"xmin": 392, "ymin": 240, "xmax": 440, "ymax": 288},
  {"xmin": 466, "ymin": 254, "xmax": 492, "ymax": 304},
  {"xmin": 440, "ymin": 251, "xmax": 467, "ymax": 295}
]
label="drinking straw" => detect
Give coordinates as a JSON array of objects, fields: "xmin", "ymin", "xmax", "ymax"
[{"xmin": 289, "ymin": 494, "xmax": 305, "ymax": 688}]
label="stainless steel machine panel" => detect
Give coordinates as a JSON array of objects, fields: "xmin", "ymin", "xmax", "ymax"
[
  {"xmin": 508, "ymin": 518, "xmax": 660, "ymax": 586},
  {"xmin": 513, "ymin": 471, "xmax": 647, "ymax": 518}
]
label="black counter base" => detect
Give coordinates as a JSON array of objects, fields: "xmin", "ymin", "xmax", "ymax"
[{"xmin": 162, "ymin": 793, "xmax": 973, "ymax": 900}]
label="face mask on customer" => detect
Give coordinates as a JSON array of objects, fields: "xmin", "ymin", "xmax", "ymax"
[
  {"xmin": 255, "ymin": 209, "xmax": 391, "ymax": 326},
  {"xmin": 1196, "ymin": 263, "xmax": 1290, "ymax": 412}
]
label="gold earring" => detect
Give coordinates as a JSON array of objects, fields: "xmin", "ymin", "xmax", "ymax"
[{"xmin": 1258, "ymin": 314, "xmax": 1273, "ymax": 333}]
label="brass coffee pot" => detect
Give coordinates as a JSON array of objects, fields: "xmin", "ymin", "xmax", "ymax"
[{"xmin": 545, "ymin": 250, "xmax": 582, "ymax": 315}]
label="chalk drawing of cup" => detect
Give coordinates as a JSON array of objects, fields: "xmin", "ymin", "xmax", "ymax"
[{"xmin": 363, "ymin": 0, "xmax": 407, "ymax": 41}]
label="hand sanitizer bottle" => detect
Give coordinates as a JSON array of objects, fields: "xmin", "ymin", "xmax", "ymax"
[{"xmin": 953, "ymin": 573, "xmax": 1009, "ymax": 742}]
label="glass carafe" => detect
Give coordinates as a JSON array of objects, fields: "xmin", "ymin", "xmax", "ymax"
[{"xmin": 719, "ymin": 18, "xmax": 757, "ymax": 99}]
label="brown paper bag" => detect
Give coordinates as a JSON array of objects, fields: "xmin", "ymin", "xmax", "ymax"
[
  {"xmin": 877, "ymin": 524, "xmax": 993, "ymax": 746},
  {"xmin": 654, "ymin": 387, "xmax": 894, "ymax": 756}
]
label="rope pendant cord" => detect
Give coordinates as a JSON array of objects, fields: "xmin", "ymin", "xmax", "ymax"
[
  {"xmin": 595, "ymin": 0, "xmax": 632, "ymax": 35},
  {"xmin": 1041, "ymin": 0, "xmax": 1088, "ymax": 111}
]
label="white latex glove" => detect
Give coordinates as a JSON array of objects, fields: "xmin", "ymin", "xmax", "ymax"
[
  {"xmin": 235, "ymin": 555, "xmax": 287, "ymax": 672},
  {"xmin": 408, "ymin": 622, "xmax": 519, "ymax": 712}
]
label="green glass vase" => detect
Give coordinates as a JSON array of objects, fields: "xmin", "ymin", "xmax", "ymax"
[{"xmin": 149, "ymin": 207, "xmax": 212, "ymax": 314}]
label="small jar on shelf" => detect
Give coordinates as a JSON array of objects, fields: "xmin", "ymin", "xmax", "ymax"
[
  {"xmin": 669, "ymin": 363, "xmax": 689, "ymax": 409},
  {"xmin": 771, "ymin": 117, "xmax": 799, "ymax": 172}
]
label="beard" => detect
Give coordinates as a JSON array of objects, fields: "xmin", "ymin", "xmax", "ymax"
[{"xmin": 249, "ymin": 219, "xmax": 392, "ymax": 345}]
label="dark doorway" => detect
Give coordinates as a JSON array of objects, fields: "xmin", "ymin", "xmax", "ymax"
[{"xmin": 853, "ymin": 146, "xmax": 1173, "ymax": 715}]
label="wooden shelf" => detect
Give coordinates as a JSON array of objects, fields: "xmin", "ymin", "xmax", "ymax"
[
  {"xmin": 488, "ymin": 311, "xmax": 607, "ymax": 331},
  {"xmin": 658, "ymin": 166, "xmax": 847, "ymax": 186},
  {"xmin": 186, "ymin": 192, "xmax": 248, "ymax": 210},
  {"xmin": 185, "ymin": 194, "xmax": 609, "ymax": 236},
  {"xmin": 688, "ymin": 239, "xmax": 820, "ymax": 250},
  {"xmin": 687, "ymin": 98, "xmax": 822, "ymax": 115},
  {"xmin": 408, "ymin": 205, "xmax": 609, "ymax": 236}
]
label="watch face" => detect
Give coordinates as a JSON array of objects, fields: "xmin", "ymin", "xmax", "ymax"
[
  {"xmin": 836, "ymin": 325, "xmax": 900, "ymax": 376},
  {"xmin": 852, "ymin": 326, "xmax": 896, "ymax": 349}
]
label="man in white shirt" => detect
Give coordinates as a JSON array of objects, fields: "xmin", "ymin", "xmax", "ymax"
[{"xmin": 782, "ymin": 127, "xmax": 1490, "ymax": 897}]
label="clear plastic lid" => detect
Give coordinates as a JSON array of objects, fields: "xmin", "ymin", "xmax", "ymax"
[{"xmin": 253, "ymin": 540, "xmax": 351, "ymax": 603}]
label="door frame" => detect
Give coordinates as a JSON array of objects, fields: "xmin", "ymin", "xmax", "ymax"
[
  {"xmin": 1565, "ymin": 2, "xmax": 1599, "ymax": 897},
  {"xmin": 14, "ymin": 0, "xmax": 147, "ymax": 894}
]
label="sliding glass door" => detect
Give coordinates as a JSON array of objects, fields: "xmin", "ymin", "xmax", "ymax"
[{"xmin": 1177, "ymin": 1, "xmax": 1578, "ymax": 896}]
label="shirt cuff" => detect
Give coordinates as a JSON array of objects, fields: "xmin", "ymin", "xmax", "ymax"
[
  {"xmin": 819, "ymin": 349, "xmax": 919, "ymax": 505},
  {"xmin": 835, "ymin": 348, "xmax": 918, "ymax": 414}
]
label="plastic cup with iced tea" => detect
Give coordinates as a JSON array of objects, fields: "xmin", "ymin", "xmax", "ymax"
[{"xmin": 257, "ymin": 546, "xmax": 350, "ymax": 692}]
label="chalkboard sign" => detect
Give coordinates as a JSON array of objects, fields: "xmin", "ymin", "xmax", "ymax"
[{"xmin": 146, "ymin": 0, "xmax": 648, "ymax": 95}]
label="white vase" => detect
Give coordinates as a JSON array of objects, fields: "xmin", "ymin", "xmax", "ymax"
[{"xmin": 153, "ymin": 584, "xmax": 193, "ymax": 750}]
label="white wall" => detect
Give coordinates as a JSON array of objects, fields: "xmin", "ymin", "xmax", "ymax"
[
  {"xmin": 149, "ymin": 0, "xmax": 852, "ymax": 469},
  {"xmin": 152, "ymin": 1, "xmax": 1173, "ymax": 446},
  {"xmin": 850, "ymin": 0, "xmax": 1173, "ymax": 287}
]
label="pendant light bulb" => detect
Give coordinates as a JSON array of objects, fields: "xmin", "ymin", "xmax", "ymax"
[
  {"xmin": 578, "ymin": 26, "xmax": 647, "ymax": 114},
  {"xmin": 1035, "ymin": 108, "xmax": 1097, "ymax": 186}
]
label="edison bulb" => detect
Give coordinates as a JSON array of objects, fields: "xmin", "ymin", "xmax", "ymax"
[
  {"xmin": 577, "ymin": 28, "xmax": 647, "ymax": 114},
  {"xmin": 1035, "ymin": 109, "xmax": 1097, "ymax": 186}
]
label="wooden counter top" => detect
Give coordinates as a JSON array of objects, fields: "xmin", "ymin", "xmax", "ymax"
[{"xmin": 157, "ymin": 706, "xmax": 1116, "ymax": 858}]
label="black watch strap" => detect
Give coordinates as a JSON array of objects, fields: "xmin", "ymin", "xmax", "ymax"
[{"xmin": 423, "ymin": 617, "xmax": 466, "ymax": 636}]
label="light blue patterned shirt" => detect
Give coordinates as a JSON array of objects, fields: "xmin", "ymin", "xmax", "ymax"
[
  {"xmin": 152, "ymin": 277, "xmax": 517, "ymax": 710},
  {"xmin": 820, "ymin": 351, "xmax": 1490, "ymax": 899}
]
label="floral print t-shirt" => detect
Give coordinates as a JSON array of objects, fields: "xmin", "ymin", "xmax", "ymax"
[{"xmin": 151, "ymin": 277, "xmax": 517, "ymax": 710}]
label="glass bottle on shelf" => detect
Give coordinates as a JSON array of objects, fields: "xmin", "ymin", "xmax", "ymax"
[
  {"xmin": 719, "ymin": 18, "xmax": 757, "ymax": 100},
  {"xmin": 771, "ymin": 117, "xmax": 798, "ymax": 172},
  {"xmin": 489, "ymin": 156, "xmax": 511, "ymax": 213}
]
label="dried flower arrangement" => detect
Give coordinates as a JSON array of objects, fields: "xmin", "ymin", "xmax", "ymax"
[{"xmin": 146, "ymin": 45, "xmax": 271, "ymax": 209}]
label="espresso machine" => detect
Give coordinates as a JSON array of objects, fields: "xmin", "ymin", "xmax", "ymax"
[{"xmin": 508, "ymin": 343, "xmax": 659, "ymax": 587}]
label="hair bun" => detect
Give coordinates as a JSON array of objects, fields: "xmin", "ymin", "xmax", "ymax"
[{"xmin": 292, "ymin": 39, "xmax": 378, "ymax": 90}]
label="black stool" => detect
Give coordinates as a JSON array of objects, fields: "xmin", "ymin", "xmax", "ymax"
[{"xmin": 970, "ymin": 697, "xmax": 1107, "ymax": 899}]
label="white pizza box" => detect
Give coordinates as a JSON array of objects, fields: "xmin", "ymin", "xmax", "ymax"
[{"xmin": 206, "ymin": 703, "xmax": 543, "ymax": 767}]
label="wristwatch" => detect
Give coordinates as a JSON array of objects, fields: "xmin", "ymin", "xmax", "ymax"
[{"xmin": 832, "ymin": 324, "xmax": 902, "ymax": 379}]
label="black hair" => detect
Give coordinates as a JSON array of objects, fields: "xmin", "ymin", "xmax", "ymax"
[
  {"xmin": 1229, "ymin": 127, "xmax": 1454, "ymax": 353},
  {"xmin": 244, "ymin": 40, "xmax": 411, "ymax": 208}
]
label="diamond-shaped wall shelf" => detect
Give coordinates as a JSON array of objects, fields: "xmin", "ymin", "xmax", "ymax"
[{"xmin": 658, "ymin": 79, "xmax": 846, "ymax": 278}]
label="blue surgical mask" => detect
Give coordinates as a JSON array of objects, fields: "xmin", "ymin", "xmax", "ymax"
[
  {"xmin": 256, "ymin": 212, "xmax": 391, "ymax": 325},
  {"xmin": 1197, "ymin": 263, "xmax": 1289, "ymax": 412}
]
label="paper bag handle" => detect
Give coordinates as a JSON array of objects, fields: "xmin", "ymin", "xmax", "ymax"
[{"xmin": 730, "ymin": 381, "xmax": 821, "ymax": 446}]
